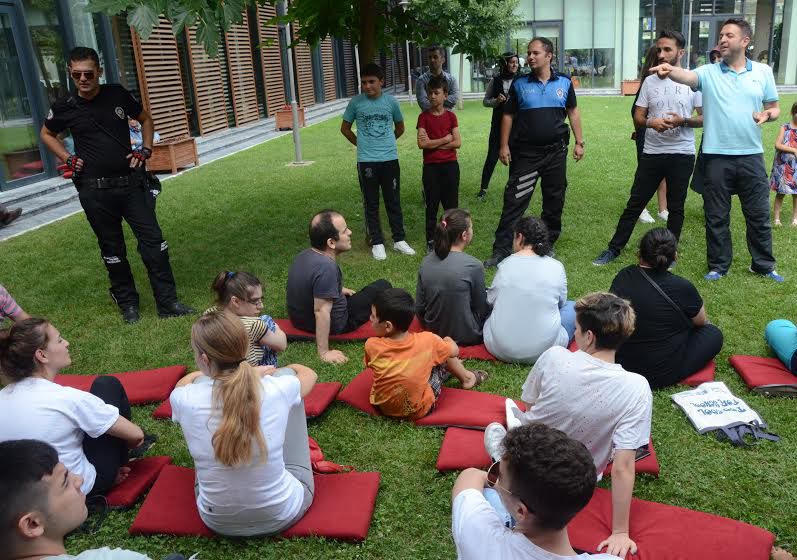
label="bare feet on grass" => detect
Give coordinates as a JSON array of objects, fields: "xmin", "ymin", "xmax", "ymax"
[{"xmin": 114, "ymin": 465, "xmax": 131, "ymax": 486}]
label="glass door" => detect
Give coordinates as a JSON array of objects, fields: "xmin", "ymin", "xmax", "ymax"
[{"xmin": 0, "ymin": 5, "xmax": 46, "ymax": 190}]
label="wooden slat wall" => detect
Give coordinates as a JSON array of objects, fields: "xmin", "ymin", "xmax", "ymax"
[
  {"xmin": 256, "ymin": 4, "xmax": 285, "ymax": 116},
  {"xmin": 130, "ymin": 17, "xmax": 190, "ymax": 140},
  {"xmin": 395, "ymin": 42, "xmax": 406, "ymax": 91},
  {"xmin": 224, "ymin": 11, "xmax": 260, "ymax": 126},
  {"xmin": 320, "ymin": 37, "xmax": 336, "ymax": 102},
  {"xmin": 342, "ymin": 39, "xmax": 357, "ymax": 96},
  {"xmin": 185, "ymin": 27, "xmax": 228, "ymax": 136},
  {"xmin": 291, "ymin": 23, "xmax": 315, "ymax": 107}
]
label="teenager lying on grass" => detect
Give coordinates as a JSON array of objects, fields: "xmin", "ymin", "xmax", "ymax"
[
  {"xmin": 366, "ymin": 287, "xmax": 488, "ymax": 420},
  {"xmin": 0, "ymin": 439, "xmax": 186, "ymax": 560},
  {"xmin": 0, "ymin": 319, "xmax": 151, "ymax": 498},
  {"xmin": 170, "ymin": 310, "xmax": 318, "ymax": 536},
  {"xmin": 452, "ymin": 423, "xmax": 621, "ymax": 560},
  {"xmin": 485, "ymin": 293, "xmax": 652, "ymax": 558}
]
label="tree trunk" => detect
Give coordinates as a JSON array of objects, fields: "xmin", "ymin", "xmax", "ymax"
[{"xmin": 358, "ymin": 0, "xmax": 377, "ymax": 63}]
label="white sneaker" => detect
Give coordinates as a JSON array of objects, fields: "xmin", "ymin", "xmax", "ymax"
[
  {"xmin": 371, "ymin": 244, "xmax": 386, "ymax": 260},
  {"xmin": 659, "ymin": 210, "xmax": 669, "ymax": 221},
  {"xmin": 505, "ymin": 398, "xmax": 523, "ymax": 430},
  {"xmin": 638, "ymin": 208, "xmax": 655, "ymax": 223},
  {"xmin": 484, "ymin": 422, "xmax": 507, "ymax": 462},
  {"xmin": 393, "ymin": 240, "xmax": 416, "ymax": 255}
]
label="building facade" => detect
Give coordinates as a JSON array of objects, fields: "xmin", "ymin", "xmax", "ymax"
[
  {"xmin": 2, "ymin": 0, "xmax": 795, "ymax": 191},
  {"xmin": 451, "ymin": 0, "xmax": 797, "ymax": 92}
]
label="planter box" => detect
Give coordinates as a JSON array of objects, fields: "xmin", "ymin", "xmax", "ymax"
[
  {"xmin": 275, "ymin": 106, "xmax": 305, "ymax": 130},
  {"xmin": 621, "ymin": 80, "xmax": 641, "ymax": 95},
  {"xmin": 148, "ymin": 136, "xmax": 198, "ymax": 174}
]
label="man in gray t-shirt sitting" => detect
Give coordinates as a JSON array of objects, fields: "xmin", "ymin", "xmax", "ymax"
[{"xmin": 286, "ymin": 210, "xmax": 391, "ymax": 364}]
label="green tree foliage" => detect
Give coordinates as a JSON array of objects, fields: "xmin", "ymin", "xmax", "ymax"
[{"xmin": 87, "ymin": 0, "xmax": 518, "ymax": 62}]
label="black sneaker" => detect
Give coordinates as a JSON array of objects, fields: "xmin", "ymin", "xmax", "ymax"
[
  {"xmin": 120, "ymin": 305, "xmax": 140, "ymax": 324},
  {"xmin": 158, "ymin": 301, "xmax": 196, "ymax": 319},
  {"xmin": 477, "ymin": 189, "xmax": 487, "ymax": 200},
  {"xmin": 483, "ymin": 254, "xmax": 506, "ymax": 268},
  {"xmin": 592, "ymin": 248, "xmax": 619, "ymax": 266},
  {"xmin": 0, "ymin": 207, "xmax": 22, "ymax": 227}
]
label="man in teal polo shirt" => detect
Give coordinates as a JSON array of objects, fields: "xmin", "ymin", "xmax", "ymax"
[{"xmin": 651, "ymin": 18, "xmax": 782, "ymax": 282}]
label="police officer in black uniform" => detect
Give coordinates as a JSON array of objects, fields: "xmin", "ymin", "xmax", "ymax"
[
  {"xmin": 39, "ymin": 47, "xmax": 194, "ymax": 323},
  {"xmin": 478, "ymin": 51, "xmax": 519, "ymax": 199},
  {"xmin": 483, "ymin": 38, "xmax": 585, "ymax": 268}
]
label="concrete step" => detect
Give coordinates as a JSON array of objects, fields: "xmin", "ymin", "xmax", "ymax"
[
  {"xmin": 0, "ymin": 197, "xmax": 82, "ymax": 241},
  {"xmin": 0, "ymin": 176, "xmax": 73, "ymax": 206},
  {"xmin": 15, "ymin": 186, "xmax": 78, "ymax": 219}
]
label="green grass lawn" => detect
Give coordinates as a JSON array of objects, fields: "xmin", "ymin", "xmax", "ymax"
[{"xmin": 3, "ymin": 95, "xmax": 797, "ymax": 559}]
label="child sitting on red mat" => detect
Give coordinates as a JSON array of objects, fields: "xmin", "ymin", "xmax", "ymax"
[{"xmin": 365, "ymin": 288, "xmax": 488, "ymax": 420}]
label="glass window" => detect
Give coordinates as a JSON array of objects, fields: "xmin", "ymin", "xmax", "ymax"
[
  {"xmin": 0, "ymin": 10, "xmax": 45, "ymax": 186},
  {"xmin": 22, "ymin": 0, "xmax": 69, "ymax": 105},
  {"xmin": 533, "ymin": 0, "xmax": 563, "ymax": 20}
]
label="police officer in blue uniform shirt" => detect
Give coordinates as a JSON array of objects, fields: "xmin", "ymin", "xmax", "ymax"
[
  {"xmin": 39, "ymin": 47, "xmax": 195, "ymax": 323},
  {"xmin": 484, "ymin": 38, "xmax": 585, "ymax": 268}
]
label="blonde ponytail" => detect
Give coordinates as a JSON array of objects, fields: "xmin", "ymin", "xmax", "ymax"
[{"xmin": 192, "ymin": 311, "xmax": 267, "ymax": 467}]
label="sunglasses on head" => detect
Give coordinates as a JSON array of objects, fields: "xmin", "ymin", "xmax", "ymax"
[{"xmin": 70, "ymin": 70, "xmax": 95, "ymax": 80}]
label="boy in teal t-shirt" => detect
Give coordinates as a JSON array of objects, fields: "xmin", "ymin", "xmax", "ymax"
[{"xmin": 341, "ymin": 63, "xmax": 416, "ymax": 261}]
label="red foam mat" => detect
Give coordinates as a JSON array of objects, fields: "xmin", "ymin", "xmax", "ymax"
[
  {"xmin": 337, "ymin": 369, "xmax": 524, "ymax": 428},
  {"xmin": 106, "ymin": 456, "xmax": 172, "ymax": 508},
  {"xmin": 729, "ymin": 355, "xmax": 797, "ymax": 395},
  {"xmin": 458, "ymin": 344, "xmax": 498, "ymax": 361},
  {"xmin": 276, "ymin": 317, "xmax": 423, "ymax": 342},
  {"xmin": 152, "ymin": 381, "xmax": 342, "ymax": 420},
  {"xmin": 680, "ymin": 360, "xmax": 715, "ymax": 387},
  {"xmin": 436, "ymin": 428, "xmax": 659, "ymax": 478},
  {"xmin": 129, "ymin": 465, "xmax": 380, "ymax": 541},
  {"xmin": 568, "ymin": 487, "xmax": 774, "ymax": 560},
  {"xmin": 54, "ymin": 365, "xmax": 186, "ymax": 405}
]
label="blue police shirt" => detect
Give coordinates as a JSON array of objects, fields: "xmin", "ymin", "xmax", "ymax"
[
  {"xmin": 504, "ymin": 72, "xmax": 576, "ymax": 147},
  {"xmin": 694, "ymin": 59, "xmax": 778, "ymax": 155},
  {"xmin": 342, "ymin": 93, "xmax": 404, "ymax": 162}
]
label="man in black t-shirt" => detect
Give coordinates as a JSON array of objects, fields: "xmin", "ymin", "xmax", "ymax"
[
  {"xmin": 483, "ymin": 38, "xmax": 585, "ymax": 268},
  {"xmin": 39, "ymin": 47, "xmax": 193, "ymax": 324}
]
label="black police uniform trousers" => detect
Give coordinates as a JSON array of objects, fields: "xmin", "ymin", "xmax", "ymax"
[
  {"xmin": 356, "ymin": 160, "xmax": 406, "ymax": 246},
  {"xmin": 703, "ymin": 154, "xmax": 775, "ymax": 275},
  {"xmin": 607, "ymin": 153, "xmax": 695, "ymax": 254},
  {"xmin": 491, "ymin": 141, "xmax": 568, "ymax": 259},
  {"xmin": 84, "ymin": 376, "xmax": 131, "ymax": 496},
  {"xmin": 76, "ymin": 173, "xmax": 178, "ymax": 311}
]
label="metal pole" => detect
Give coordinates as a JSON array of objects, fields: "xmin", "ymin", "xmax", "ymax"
[
  {"xmin": 685, "ymin": 0, "xmax": 693, "ymax": 68},
  {"xmin": 279, "ymin": 1, "xmax": 303, "ymax": 163},
  {"xmin": 406, "ymin": 40, "xmax": 413, "ymax": 103},
  {"xmin": 354, "ymin": 45, "xmax": 362, "ymax": 93},
  {"xmin": 458, "ymin": 52, "xmax": 464, "ymax": 110}
]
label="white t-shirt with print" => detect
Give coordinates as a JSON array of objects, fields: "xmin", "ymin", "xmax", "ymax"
[
  {"xmin": 636, "ymin": 75, "xmax": 702, "ymax": 155},
  {"xmin": 170, "ymin": 372, "xmax": 304, "ymax": 536},
  {"xmin": 453, "ymin": 489, "xmax": 622, "ymax": 560},
  {"xmin": 0, "ymin": 377, "xmax": 119, "ymax": 494},
  {"xmin": 521, "ymin": 346, "xmax": 652, "ymax": 473}
]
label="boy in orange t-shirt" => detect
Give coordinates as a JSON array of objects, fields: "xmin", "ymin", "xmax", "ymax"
[{"xmin": 365, "ymin": 288, "xmax": 488, "ymax": 420}]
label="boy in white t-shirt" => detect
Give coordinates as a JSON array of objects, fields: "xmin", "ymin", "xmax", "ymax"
[
  {"xmin": 485, "ymin": 292, "xmax": 652, "ymax": 559},
  {"xmin": 452, "ymin": 423, "xmax": 621, "ymax": 560},
  {"xmin": 0, "ymin": 439, "xmax": 182, "ymax": 560}
]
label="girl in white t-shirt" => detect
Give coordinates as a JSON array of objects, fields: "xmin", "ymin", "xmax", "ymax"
[
  {"xmin": 0, "ymin": 318, "xmax": 146, "ymax": 496},
  {"xmin": 171, "ymin": 310, "xmax": 318, "ymax": 536}
]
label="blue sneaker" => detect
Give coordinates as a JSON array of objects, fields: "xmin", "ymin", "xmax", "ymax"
[
  {"xmin": 704, "ymin": 270, "xmax": 725, "ymax": 281},
  {"xmin": 750, "ymin": 267, "xmax": 784, "ymax": 282}
]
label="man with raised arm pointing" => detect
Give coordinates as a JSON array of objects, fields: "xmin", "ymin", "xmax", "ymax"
[{"xmin": 650, "ymin": 18, "xmax": 782, "ymax": 282}]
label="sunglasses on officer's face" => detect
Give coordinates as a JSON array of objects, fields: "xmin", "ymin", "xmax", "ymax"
[{"xmin": 70, "ymin": 70, "xmax": 95, "ymax": 81}]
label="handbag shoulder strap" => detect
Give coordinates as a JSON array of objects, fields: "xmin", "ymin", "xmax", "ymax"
[{"xmin": 637, "ymin": 267, "xmax": 693, "ymax": 330}]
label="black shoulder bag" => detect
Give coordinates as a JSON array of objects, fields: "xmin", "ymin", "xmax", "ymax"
[{"xmin": 66, "ymin": 96, "xmax": 162, "ymax": 200}]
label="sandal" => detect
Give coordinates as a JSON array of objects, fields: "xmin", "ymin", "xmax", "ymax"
[
  {"xmin": 129, "ymin": 433, "xmax": 158, "ymax": 460},
  {"xmin": 471, "ymin": 370, "xmax": 490, "ymax": 388}
]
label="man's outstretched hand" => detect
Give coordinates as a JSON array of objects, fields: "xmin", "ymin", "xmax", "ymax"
[{"xmin": 649, "ymin": 63, "xmax": 673, "ymax": 80}]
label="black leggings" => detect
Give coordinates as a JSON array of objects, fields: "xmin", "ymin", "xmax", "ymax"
[
  {"xmin": 648, "ymin": 324, "xmax": 724, "ymax": 389},
  {"xmin": 342, "ymin": 279, "xmax": 393, "ymax": 333},
  {"xmin": 84, "ymin": 376, "xmax": 132, "ymax": 496}
]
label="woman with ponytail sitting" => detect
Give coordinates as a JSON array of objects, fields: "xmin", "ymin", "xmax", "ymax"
[
  {"xmin": 610, "ymin": 228, "xmax": 723, "ymax": 389},
  {"xmin": 416, "ymin": 208, "xmax": 489, "ymax": 346},
  {"xmin": 171, "ymin": 311, "xmax": 318, "ymax": 536},
  {"xmin": 0, "ymin": 318, "xmax": 147, "ymax": 497},
  {"xmin": 483, "ymin": 216, "xmax": 575, "ymax": 364}
]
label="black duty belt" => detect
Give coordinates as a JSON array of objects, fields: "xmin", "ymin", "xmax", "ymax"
[{"xmin": 75, "ymin": 175, "xmax": 135, "ymax": 189}]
